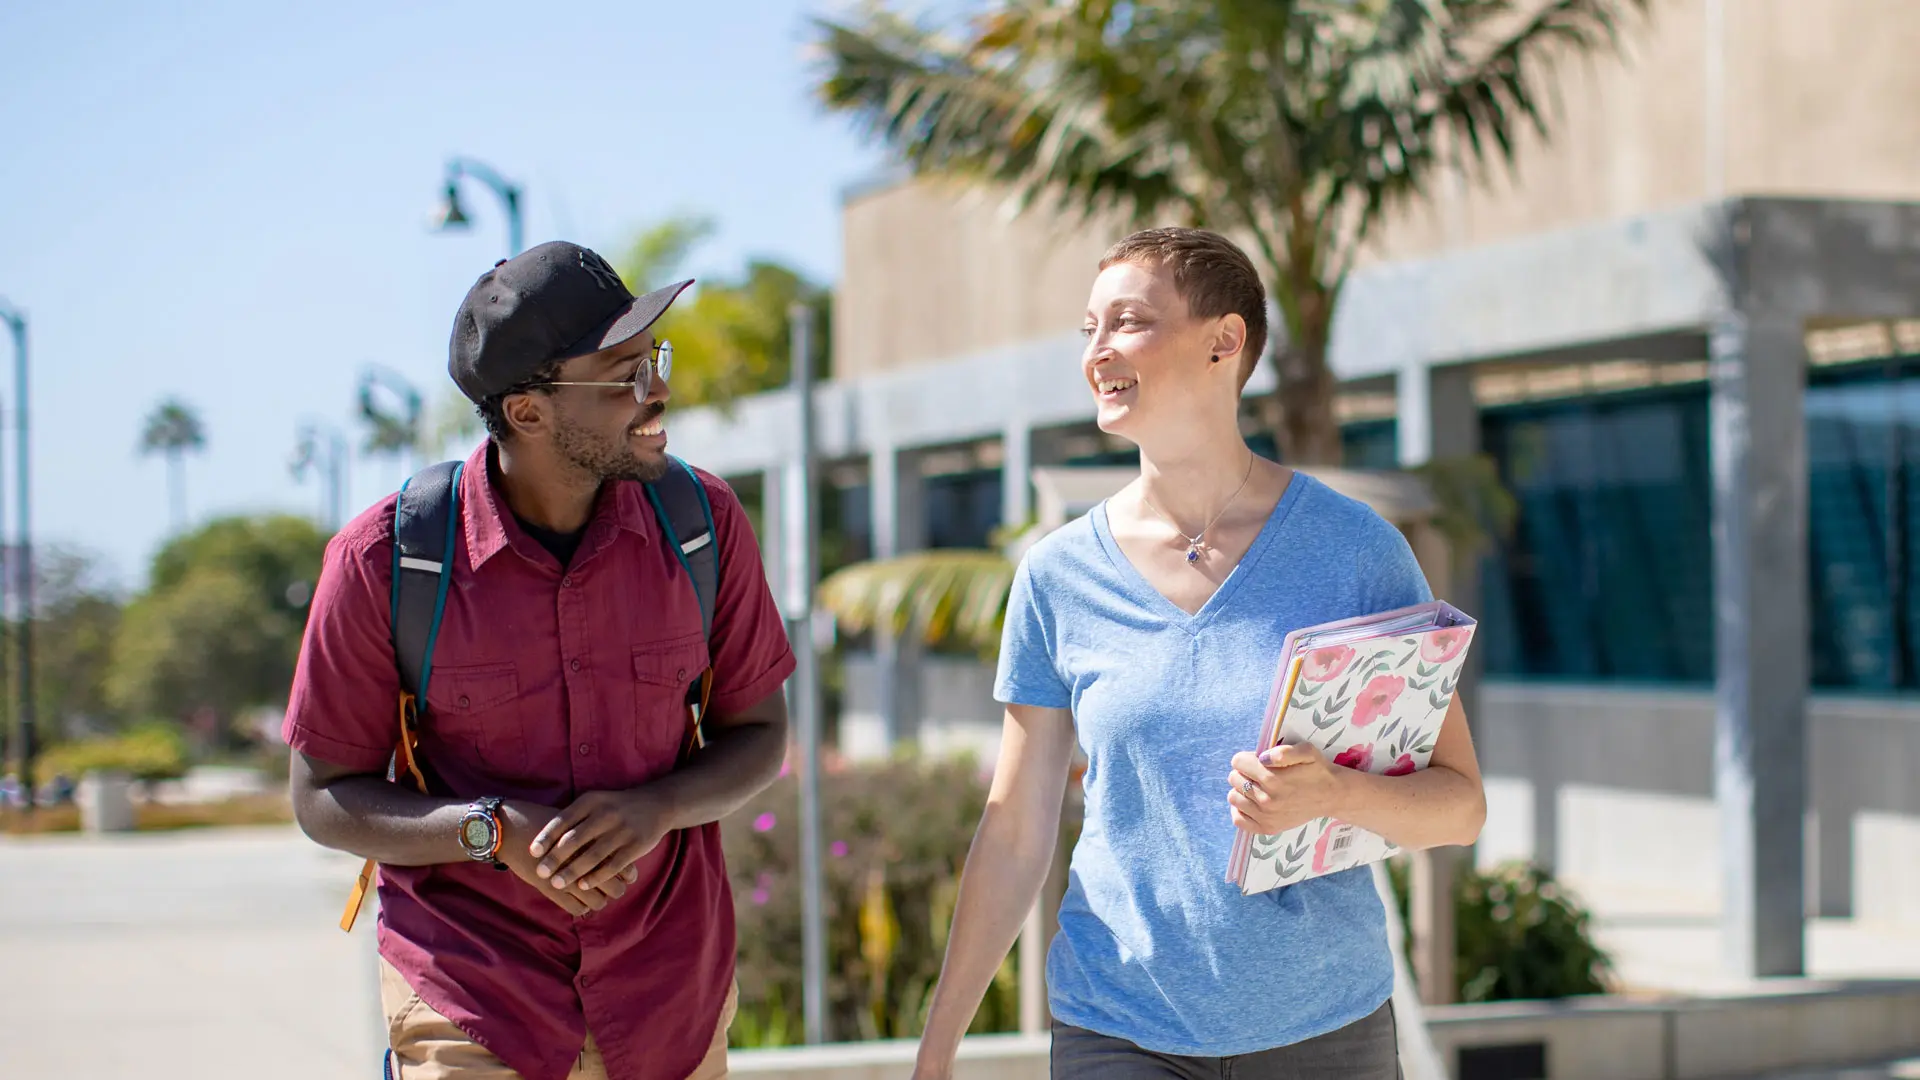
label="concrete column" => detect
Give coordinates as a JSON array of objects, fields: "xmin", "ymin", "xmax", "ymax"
[
  {"xmin": 869, "ymin": 446, "xmax": 926, "ymax": 752},
  {"xmin": 1397, "ymin": 360, "xmax": 1483, "ymax": 1006},
  {"xmin": 1002, "ymin": 421, "xmax": 1034, "ymax": 535},
  {"xmin": 1709, "ymin": 311, "xmax": 1809, "ymax": 979}
]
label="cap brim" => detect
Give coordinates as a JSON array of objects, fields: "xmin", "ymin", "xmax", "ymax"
[{"xmin": 557, "ymin": 278, "xmax": 694, "ymax": 360}]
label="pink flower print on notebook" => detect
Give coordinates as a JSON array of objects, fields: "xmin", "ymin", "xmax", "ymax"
[
  {"xmin": 1420, "ymin": 627, "xmax": 1471, "ymax": 664},
  {"xmin": 1312, "ymin": 820, "xmax": 1341, "ymax": 875},
  {"xmin": 1302, "ymin": 645, "xmax": 1356, "ymax": 682},
  {"xmin": 1332, "ymin": 744, "xmax": 1375, "ymax": 772},
  {"xmin": 1352, "ymin": 675, "xmax": 1406, "ymax": 728}
]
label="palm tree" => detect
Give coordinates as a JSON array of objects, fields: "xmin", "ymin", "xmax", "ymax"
[
  {"xmin": 813, "ymin": 0, "xmax": 1645, "ymax": 465},
  {"xmin": 139, "ymin": 398, "xmax": 206, "ymax": 534},
  {"xmin": 357, "ymin": 366, "xmax": 424, "ymax": 482}
]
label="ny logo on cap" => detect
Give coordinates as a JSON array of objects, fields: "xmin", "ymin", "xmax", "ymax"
[{"xmin": 577, "ymin": 249, "xmax": 624, "ymax": 292}]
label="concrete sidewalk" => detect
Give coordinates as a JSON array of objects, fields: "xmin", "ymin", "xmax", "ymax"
[{"xmin": 0, "ymin": 825, "xmax": 383, "ymax": 1078}]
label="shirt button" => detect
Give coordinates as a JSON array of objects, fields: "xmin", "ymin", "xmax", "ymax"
[
  {"xmin": 570, "ymin": 658, "xmax": 582, "ymax": 672},
  {"xmin": 457, "ymin": 695, "xmax": 470, "ymax": 709},
  {"xmin": 562, "ymin": 575, "xmax": 573, "ymax": 587},
  {"xmin": 677, "ymin": 668, "xmax": 687, "ymax": 680},
  {"xmin": 580, "ymin": 974, "xmax": 591, "ymax": 987},
  {"xmin": 579, "ymin": 743, "xmax": 592, "ymax": 756}
]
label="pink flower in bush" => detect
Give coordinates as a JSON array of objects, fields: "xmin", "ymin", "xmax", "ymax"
[
  {"xmin": 1384, "ymin": 754, "xmax": 1417, "ymax": 777},
  {"xmin": 830, "ymin": 841, "xmax": 848, "ymax": 858},
  {"xmin": 750, "ymin": 886, "xmax": 770, "ymax": 905},
  {"xmin": 1332, "ymin": 744, "xmax": 1374, "ymax": 773},
  {"xmin": 1352, "ymin": 675, "xmax": 1407, "ymax": 728},
  {"xmin": 1420, "ymin": 628, "xmax": 1470, "ymax": 664},
  {"xmin": 1302, "ymin": 645, "xmax": 1356, "ymax": 683},
  {"xmin": 752, "ymin": 812, "xmax": 777, "ymax": 833},
  {"xmin": 779, "ymin": 758, "xmax": 791, "ymax": 778}
]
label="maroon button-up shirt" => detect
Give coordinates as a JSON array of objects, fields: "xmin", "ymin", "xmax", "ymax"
[{"xmin": 284, "ymin": 441, "xmax": 794, "ymax": 1080}]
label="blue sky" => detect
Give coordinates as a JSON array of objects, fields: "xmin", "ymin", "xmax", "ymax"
[{"xmin": 0, "ymin": 0, "xmax": 894, "ymax": 590}]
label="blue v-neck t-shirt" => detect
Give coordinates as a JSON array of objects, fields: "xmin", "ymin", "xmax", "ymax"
[{"xmin": 993, "ymin": 471, "xmax": 1433, "ymax": 1056}]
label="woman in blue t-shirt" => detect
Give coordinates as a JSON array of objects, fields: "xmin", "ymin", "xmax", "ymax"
[{"xmin": 909, "ymin": 227, "xmax": 1488, "ymax": 1080}]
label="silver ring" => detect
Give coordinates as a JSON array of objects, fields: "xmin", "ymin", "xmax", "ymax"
[{"xmin": 1240, "ymin": 778, "xmax": 1256, "ymax": 796}]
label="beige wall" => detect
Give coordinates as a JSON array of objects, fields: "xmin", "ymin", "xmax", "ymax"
[{"xmin": 834, "ymin": 0, "xmax": 1920, "ymax": 379}]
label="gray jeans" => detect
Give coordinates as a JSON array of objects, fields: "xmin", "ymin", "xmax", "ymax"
[{"xmin": 1050, "ymin": 1000, "xmax": 1401, "ymax": 1080}]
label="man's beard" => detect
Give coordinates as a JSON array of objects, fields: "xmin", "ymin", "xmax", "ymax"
[{"xmin": 550, "ymin": 405, "xmax": 668, "ymax": 484}]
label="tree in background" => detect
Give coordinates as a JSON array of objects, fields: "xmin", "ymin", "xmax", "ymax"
[
  {"xmin": 617, "ymin": 213, "xmax": 833, "ymax": 411},
  {"xmin": 814, "ymin": 0, "xmax": 1644, "ymax": 465},
  {"xmin": 104, "ymin": 515, "xmax": 328, "ymax": 750},
  {"xmin": 138, "ymin": 398, "xmax": 206, "ymax": 534},
  {"xmin": 357, "ymin": 365, "xmax": 425, "ymax": 482},
  {"xmin": 20, "ymin": 546, "xmax": 125, "ymax": 745}
]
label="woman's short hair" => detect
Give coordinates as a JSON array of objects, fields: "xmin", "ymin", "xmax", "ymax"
[{"xmin": 1100, "ymin": 227, "xmax": 1268, "ymax": 388}]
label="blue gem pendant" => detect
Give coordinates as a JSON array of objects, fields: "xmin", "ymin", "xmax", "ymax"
[{"xmin": 1185, "ymin": 541, "xmax": 1202, "ymax": 564}]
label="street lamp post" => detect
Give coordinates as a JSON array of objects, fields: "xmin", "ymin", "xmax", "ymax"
[
  {"xmin": 0, "ymin": 300, "xmax": 33, "ymax": 812},
  {"xmin": 784, "ymin": 301, "xmax": 829, "ymax": 1044},
  {"xmin": 290, "ymin": 420, "xmax": 350, "ymax": 531},
  {"xmin": 432, "ymin": 157, "xmax": 524, "ymax": 258}
]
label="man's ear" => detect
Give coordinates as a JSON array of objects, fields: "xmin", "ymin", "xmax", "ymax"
[{"xmin": 502, "ymin": 391, "xmax": 550, "ymax": 439}]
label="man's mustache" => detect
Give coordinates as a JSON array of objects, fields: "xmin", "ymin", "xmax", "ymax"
[{"xmin": 630, "ymin": 403, "xmax": 665, "ymax": 432}]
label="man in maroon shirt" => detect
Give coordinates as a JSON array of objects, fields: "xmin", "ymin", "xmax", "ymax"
[{"xmin": 286, "ymin": 241, "xmax": 795, "ymax": 1080}]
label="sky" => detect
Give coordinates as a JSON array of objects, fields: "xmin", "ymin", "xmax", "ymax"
[{"xmin": 0, "ymin": 0, "xmax": 896, "ymax": 591}]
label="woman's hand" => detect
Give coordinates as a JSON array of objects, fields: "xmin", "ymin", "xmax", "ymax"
[{"xmin": 1227, "ymin": 743, "xmax": 1351, "ymax": 835}]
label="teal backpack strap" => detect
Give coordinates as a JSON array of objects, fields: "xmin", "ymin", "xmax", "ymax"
[
  {"xmin": 643, "ymin": 455, "xmax": 720, "ymax": 639},
  {"xmin": 388, "ymin": 460, "xmax": 463, "ymax": 790},
  {"xmin": 391, "ymin": 460, "xmax": 463, "ymax": 705},
  {"xmin": 643, "ymin": 455, "xmax": 721, "ymax": 754}
]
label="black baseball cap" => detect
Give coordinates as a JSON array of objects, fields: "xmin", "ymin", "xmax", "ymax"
[{"xmin": 448, "ymin": 240, "xmax": 694, "ymax": 402}]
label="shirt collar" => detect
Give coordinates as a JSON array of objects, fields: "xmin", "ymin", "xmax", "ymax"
[{"xmin": 461, "ymin": 441, "xmax": 656, "ymax": 571}]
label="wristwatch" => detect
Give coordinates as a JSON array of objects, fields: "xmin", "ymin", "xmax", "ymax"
[{"xmin": 458, "ymin": 796, "xmax": 508, "ymax": 871}]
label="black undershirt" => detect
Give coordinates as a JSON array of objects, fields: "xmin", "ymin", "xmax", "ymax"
[{"xmin": 514, "ymin": 513, "xmax": 587, "ymax": 568}]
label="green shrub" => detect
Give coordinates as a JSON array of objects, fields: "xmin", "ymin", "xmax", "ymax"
[
  {"xmin": 36, "ymin": 722, "xmax": 189, "ymax": 783},
  {"xmin": 720, "ymin": 752, "xmax": 1021, "ymax": 1047},
  {"xmin": 1387, "ymin": 856, "xmax": 1614, "ymax": 1002}
]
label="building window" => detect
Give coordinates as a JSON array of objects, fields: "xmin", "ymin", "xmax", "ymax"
[
  {"xmin": 1807, "ymin": 359, "xmax": 1920, "ymax": 691},
  {"xmin": 1478, "ymin": 385, "xmax": 1716, "ymax": 684},
  {"xmin": 925, "ymin": 469, "xmax": 1003, "ymax": 550}
]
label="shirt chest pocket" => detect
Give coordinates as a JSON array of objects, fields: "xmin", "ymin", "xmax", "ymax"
[
  {"xmin": 423, "ymin": 662, "xmax": 530, "ymax": 776},
  {"xmin": 631, "ymin": 634, "xmax": 710, "ymax": 758}
]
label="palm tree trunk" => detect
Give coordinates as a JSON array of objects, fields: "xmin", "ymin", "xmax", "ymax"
[
  {"xmin": 1263, "ymin": 285, "xmax": 1345, "ymax": 466},
  {"xmin": 168, "ymin": 452, "xmax": 186, "ymax": 534}
]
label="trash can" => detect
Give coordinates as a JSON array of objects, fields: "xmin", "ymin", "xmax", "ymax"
[{"xmin": 78, "ymin": 770, "xmax": 136, "ymax": 833}]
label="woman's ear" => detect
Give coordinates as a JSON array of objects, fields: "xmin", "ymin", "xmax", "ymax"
[{"xmin": 1211, "ymin": 314, "xmax": 1248, "ymax": 371}]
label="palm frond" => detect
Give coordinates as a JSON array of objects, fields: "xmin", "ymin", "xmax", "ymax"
[
  {"xmin": 813, "ymin": 4, "xmax": 1197, "ymax": 228},
  {"xmin": 139, "ymin": 399, "xmax": 206, "ymax": 456},
  {"xmin": 816, "ymin": 549, "xmax": 1015, "ymax": 654}
]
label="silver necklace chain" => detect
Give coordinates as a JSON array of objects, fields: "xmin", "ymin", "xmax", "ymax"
[{"xmin": 1138, "ymin": 453, "xmax": 1256, "ymax": 565}]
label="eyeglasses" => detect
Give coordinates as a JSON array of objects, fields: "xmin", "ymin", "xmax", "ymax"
[{"xmin": 541, "ymin": 340, "xmax": 673, "ymax": 402}]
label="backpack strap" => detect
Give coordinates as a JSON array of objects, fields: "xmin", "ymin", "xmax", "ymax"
[
  {"xmin": 643, "ymin": 455, "xmax": 721, "ymax": 755},
  {"xmin": 340, "ymin": 460, "xmax": 462, "ymax": 934},
  {"xmin": 391, "ymin": 460, "xmax": 464, "ymax": 705}
]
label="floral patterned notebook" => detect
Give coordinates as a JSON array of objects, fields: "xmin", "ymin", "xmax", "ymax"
[{"xmin": 1225, "ymin": 600, "xmax": 1477, "ymax": 895}]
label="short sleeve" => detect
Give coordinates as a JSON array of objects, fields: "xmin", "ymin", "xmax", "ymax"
[
  {"xmin": 282, "ymin": 520, "xmax": 405, "ymax": 772},
  {"xmin": 698, "ymin": 471, "xmax": 797, "ymax": 715},
  {"xmin": 1361, "ymin": 524, "xmax": 1436, "ymax": 615},
  {"xmin": 993, "ymin": 556, "xmax": 1072, "ymax": 709}
]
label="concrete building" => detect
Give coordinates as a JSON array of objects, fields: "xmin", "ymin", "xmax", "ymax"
[{"xmin": 668, "ymin": 0, "xmax": 1920, "ymax": 983}]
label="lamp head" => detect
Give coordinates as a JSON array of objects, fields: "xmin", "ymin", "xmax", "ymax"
[{"xmin": 432, "ymin": 181, "xmax": 470, "ymax": 232}]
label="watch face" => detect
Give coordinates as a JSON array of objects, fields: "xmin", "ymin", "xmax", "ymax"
[{"xmin": 462, "ymin": 816, "xmax": 493, "ymax": 852}]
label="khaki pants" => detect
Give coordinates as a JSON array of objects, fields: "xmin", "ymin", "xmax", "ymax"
[{"xmin": 379, "ymin": 958, "xmax": 734, "ymax": 1080}]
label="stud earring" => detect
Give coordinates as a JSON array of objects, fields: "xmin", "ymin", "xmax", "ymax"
[{"xmin": 1210, "ymin": 355, "xmax": 1220, "ymax": 364}]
